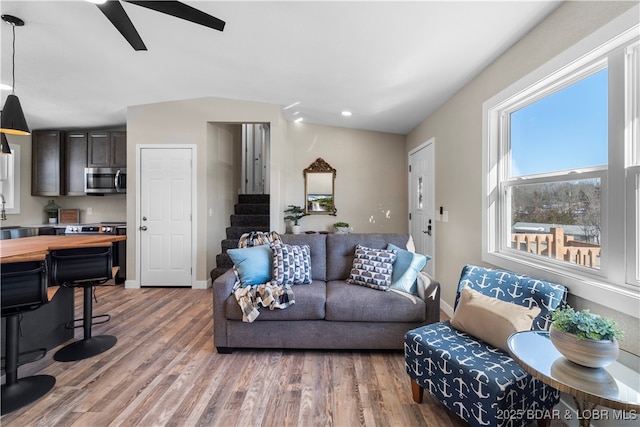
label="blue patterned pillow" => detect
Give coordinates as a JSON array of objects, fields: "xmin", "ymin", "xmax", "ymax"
[
  {"xmin": 271, "ymin": 243, "xmax": 312, "ymax": 285},
  {"xmin": 347, "ymin": 245, "xmax": 397, "ymax": 291}
]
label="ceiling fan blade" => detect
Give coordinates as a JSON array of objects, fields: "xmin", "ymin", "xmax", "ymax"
[
  {"xmin": 124, "ymin": 1, "xmax": 225, "ymax": 32},
  {"xmin": 96, "ymin": 1, "xmax": 147, "ymax": 51}
]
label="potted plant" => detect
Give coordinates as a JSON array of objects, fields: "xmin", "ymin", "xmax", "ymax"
[
  {"xmin": 549, "ymin": 305, "xmax": 623, "ymax": 368},
  {"xmin": 284, "ymin": 205, "xmax": 307, "ymax": 234},
  {"xmin": 333, "ymin": 221, "xmax": 350, "ymax": 234}
]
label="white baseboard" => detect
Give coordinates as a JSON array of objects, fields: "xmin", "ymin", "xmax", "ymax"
[
  {"xmin": 192, "ymin": 278, "xmax": 210, "ymax": 289},
  {"xmin": 440, "ymin": 298, "xmax": 454, "ymax": 318},
  {"xmin": 125, "ymin": 279, "xmax": 139, "ymax": 289}
]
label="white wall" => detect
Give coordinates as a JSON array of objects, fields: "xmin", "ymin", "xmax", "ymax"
[
  {"xmin": 206, "ymin": 122, "xmax": 242, "ymax": 276},
  {"xmin": 126, "ymin": 97, "xmax": 407, "ymax": 286},
  {"xmin": 126, "ymin": 97, "xmax": 286, "ymax": 286},
  {"xmin": 406, "ymin": 1, "xmax": 639, "ymax": 354},
  {"xmin": 287, "ymin": 122, "xmax": 407, "ymax": 233}
]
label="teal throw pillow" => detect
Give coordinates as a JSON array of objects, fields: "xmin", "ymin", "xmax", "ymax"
[
  {"xmin": 387, "ymin": 243, "xmax": 430, "ymax": 295},
  {"xmin": 227, "ymin": 245, "xmax": 272, "ymax": 287}
]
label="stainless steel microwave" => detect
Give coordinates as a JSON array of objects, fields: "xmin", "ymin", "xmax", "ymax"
[{"xmin": 84, "ymin": 167, "xmax": 126, "ymax": 194}]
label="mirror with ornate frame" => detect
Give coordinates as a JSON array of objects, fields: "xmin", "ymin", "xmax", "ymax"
[{"xmin": 304, "ymin": 158, "xmax": 337, "ymax": 215}]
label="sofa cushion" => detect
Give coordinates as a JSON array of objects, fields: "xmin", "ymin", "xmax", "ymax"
[
  {"xmin": 271, "ymin": 243, "xmax": 312, "ymax": 285},
  {"xmin": 326, "ymin": 281, "xmax": 426, "ymax": 322},
  {"xmin": 225, "ymin": 280, "xmax": 327, "ymax": 321},
  {"xmin": 451, "ymin": 285, "xmax": 541, "ymax": 352},
  {"xmin": 281, "ymin": 233, "xmax": 327, "ymax": 281},
  {"xmin": 346, "ymin": 245, "xmax": 397, "ymax": 291},
  {"xmin": 387, "ymin": 243, "xmax": 429, "ymax": 295},
  {"xmin": 227, "ymin": 245, "xmax": 272, "ymax": 286},
  {"xmin": 326, "ymin": 233, "xmax": 410, "ymax": 281}
]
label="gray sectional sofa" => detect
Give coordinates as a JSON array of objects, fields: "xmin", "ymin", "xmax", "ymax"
[{"xmin": 212, "ymin": 233, "xmax": 440, "ymax": 353}]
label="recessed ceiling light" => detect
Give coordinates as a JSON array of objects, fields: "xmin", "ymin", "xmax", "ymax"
[
  {"xmin": 0, "ymin": 83, "xmax": 12, "ymax": 91},
  {"xmin": 86, "ymin": 0, "xmax": 108, "ymax": 4},
  {"xmin": 283, "ymin": 101, "xmax": 300, "ymax": 110},
  {"xmin": 341, "ymin": 111, "xmax": 352, "ymax": 117},
  {"xmin": 294, "ymin": 117, "xmax": 304, "ymax": 123}
]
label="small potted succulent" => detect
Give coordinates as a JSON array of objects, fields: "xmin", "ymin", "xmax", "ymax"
[
  {"xmin": 284, "ymin": 205, "xmax": 307, "ymax": 234},
  {"xmin": 333, "ymin": 221, "xmax": 350, "ymax": 234},
  {"xmin": 549, "ymin": 305, "xmax": 623, "ymax": 368}
]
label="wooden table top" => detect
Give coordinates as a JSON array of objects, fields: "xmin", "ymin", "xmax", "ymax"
[{"xmin": 0, "ymin": 235, "xmax": 126, "ymax": 263}]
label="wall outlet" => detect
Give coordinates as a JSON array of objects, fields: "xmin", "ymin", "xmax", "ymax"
[{"xmin": 87, "ymin": 207, "xmax": 93, "ymax": 215}]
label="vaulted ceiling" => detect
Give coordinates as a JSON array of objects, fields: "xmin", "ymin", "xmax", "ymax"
[{"xmin": 0, "ymin": 1, "xmax": 562, "ymax": 134}]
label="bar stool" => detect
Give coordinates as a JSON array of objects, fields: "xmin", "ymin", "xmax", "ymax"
[
  {"xmin": 49, "ymin": 245, "xmax": 117, "ymax": 362},
  {"xmin": 1, "ymin": 258, "xmax": 56, "ymax": 415}
]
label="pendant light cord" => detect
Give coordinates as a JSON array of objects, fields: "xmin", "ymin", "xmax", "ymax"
[{"xmin": 11, "ymin": 23, "xmax": 16, "ymax": 95}]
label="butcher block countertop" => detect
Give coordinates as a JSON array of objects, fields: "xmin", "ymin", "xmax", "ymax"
[{"xmin": 0, "ymin": 235, "xmax": 126, "ymax": 263}]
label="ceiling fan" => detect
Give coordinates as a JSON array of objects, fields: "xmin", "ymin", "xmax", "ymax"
[{"xmin": 92, "ymin": 0, "xmax": 225, "ymax": 51}]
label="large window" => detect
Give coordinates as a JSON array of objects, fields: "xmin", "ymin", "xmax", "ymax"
[
  {"xmin": 483, "ymin": 11, "xmax": 639, "ymax": 316},
  {"xmin": 506, "ymin": 68, "xmax": 607, "ymax": 271}
]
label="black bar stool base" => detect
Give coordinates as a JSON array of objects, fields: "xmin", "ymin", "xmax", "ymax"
[
  {"xmin": 53, "ymin": 335, "xmax": 117, "ymax": 362},
  {"xmin": 1, "ymin": 375, "xmax": 56, "ymax": 415}
]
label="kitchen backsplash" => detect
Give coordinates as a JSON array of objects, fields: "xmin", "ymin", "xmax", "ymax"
[{"xmin": 2, "ymin": 195, "xmax": 126, "ymax": 227}]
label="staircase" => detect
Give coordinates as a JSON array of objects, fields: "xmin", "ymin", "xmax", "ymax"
[{"xmin": 210, "ymin": 194, "xmax": 270, "ymax": 281}]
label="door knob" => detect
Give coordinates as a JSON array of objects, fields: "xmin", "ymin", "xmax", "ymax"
[
  {"xmin": 139, "ymin": 226, "xmax": 148, "ymax": 231},
  {"xmin": 424, "ymin": 219, "xmax": 432, "ymax": 236}
]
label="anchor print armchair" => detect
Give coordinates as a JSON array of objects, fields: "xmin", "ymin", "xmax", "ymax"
[{"xmin": 404, "ymin": 265, "xmax": 567, "ymax": 427}]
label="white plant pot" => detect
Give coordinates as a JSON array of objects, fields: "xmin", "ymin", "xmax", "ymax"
[
  {"xmin": 291, "ymin": 225, "xmax": 301, "ymax": 235},
  {"xmin": 334, "ymin": 226, "xmax": 349, "ymax": 234}
]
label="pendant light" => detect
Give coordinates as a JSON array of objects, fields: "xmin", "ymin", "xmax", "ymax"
[{"xmin": 0, "ymin": 14, "xmax": 30, "ymax": 136}]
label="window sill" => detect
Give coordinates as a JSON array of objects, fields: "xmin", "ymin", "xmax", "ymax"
[{"xmin": 482, "ymin": 251, "xmax": 640, "ymax": 319}]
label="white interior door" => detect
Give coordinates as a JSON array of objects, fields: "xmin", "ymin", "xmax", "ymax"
[
  {"xmin": 140, "ymin": 148, "xmax": 193, "ymax": 287},
  {"xmin": 409, "ymin": 139, "xmax": 435, "ymax": 277}
]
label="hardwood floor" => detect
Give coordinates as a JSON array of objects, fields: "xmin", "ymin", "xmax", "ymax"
[{"xmin": 1, "ymin": 285, "xmax": 468, "ymax": 427}]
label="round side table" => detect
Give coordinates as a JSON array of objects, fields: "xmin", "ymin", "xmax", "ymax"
[{"xmin": 507, "ymin": 331, "xmax": 639, "ymax": 427}]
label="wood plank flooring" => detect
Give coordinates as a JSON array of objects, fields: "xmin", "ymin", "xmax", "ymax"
[{"xmin": 1, "ymin": 285, "xmax": 470, "ymax": 426}]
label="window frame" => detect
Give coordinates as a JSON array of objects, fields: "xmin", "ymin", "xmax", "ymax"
[
  {"xmin": 625, "ymin": 41, "xmax": 640, "ymax": 289},
  {"xmin": 482, "ymin": 8, "xmax": 639, "ymax": 318},
  {"xmin": 0, "ymin": 143, "xmax": 21, "ymax": 215}
]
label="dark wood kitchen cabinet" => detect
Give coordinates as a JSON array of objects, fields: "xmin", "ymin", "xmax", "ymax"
[
  {"xmin": 32, "ymin": 129, "xmax": 125, "ymax": 196},
  {"xmin": 64, "ymin": 132, "xmax": 88, "ymax": 195},
  {"xmin": 88, "ymin": 131, "xmax": 126, "ymax": 168},
  {"xmin": 31, "ymin": 130, "xmax": 62, "ymax": 196},
  {"xmin": 32, "ymin": 130, "xmax": 86, "ymax": 196}
]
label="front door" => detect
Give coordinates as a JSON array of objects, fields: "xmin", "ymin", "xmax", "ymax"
[
  {"xmin": 409, "ymin": 139, "xmax": 435, "ymax": 277},
  {"xmin": 139, "ymin": 147, "xmax": 193, "ymax": 287}
]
